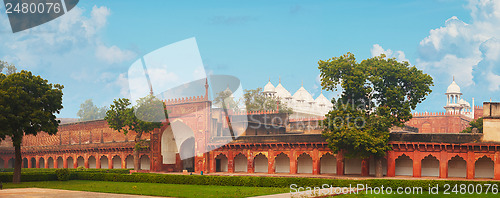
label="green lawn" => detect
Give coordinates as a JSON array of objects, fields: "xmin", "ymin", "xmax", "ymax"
[{"xmin": 4, "ymin": 180, "xmax": 289, "ymax": 198}]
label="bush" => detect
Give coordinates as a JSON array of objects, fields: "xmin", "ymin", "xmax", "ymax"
[{"xmin": 55, "ymin": 169, "xmax": 70, "ymax": 181}]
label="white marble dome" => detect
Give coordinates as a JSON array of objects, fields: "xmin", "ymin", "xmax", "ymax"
[
  {"xmin": 275, "ymin": 82, "xmax": 292, "ymax": 98},
  {"xmin": 263, "ymin": 80, "xmax": 276, "ymax": 94},
  {"xmin": 293, "ymin": 85, "xmax": 314, "ymax": 102},
  {"xmin": 446, "ymin": 80, "xmax": 461, "ymax": 94},
  {"xmin": 315, "ymin": 91, "xmax": 331, "ymax": 107}
]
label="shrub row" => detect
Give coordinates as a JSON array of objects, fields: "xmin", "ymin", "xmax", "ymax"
[
  {"xmin": 0, "ymin": 168, "xmax": 131, "ymax": 174},
  {"xmin": 0, "ymin": 172, "xmax": 58, "ymax": 182}
]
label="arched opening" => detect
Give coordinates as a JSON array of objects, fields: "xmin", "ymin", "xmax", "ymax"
[
  {"xmin": 8, "ymin": 158, "xmax": 14, "ymax": 168},
  {"xmin": 57, "ymin": 157, "xmax": 63, "ymax": 168},
  {"xmin": 161, "ymin": 126, "xmax": 177, "ymax": 165},
  {"xmin": 112, "ymin": 155, "xmax": 122, "ymax": 169},
  {"xmin": 345, "ymin": 158, "xmax": 362, "ymax": 175},
  {"xmin": 67, "ymin": 157, "xmax": 74, "ymax": 168},
  {"xmin": 215, "ymin": 154, "xmax": 228, "ymax": 172},
  {"xmin": 395, "ymin": 154, "xmax": 413, "ymax": 176},
  {"xmin": 77, "ymin": 156, "xmax": 85, "ymax": 168},
  {"xmin": 88, "ymin": 156, "xmax": 96, "ymax": 169},
  {"xmin": 140, "ymin": 155, "xmax": 150, "ymax": 170},
  {"xmin": 297, "ymin": 153, "xmax": 313, "ymax": 174},
  {"xmin": 475, "ymin": 156, "xmax": 494, "ymax": 178},
  {"xmin": 254, "ymin": 153, "xmax": 268, "ymax": 173},
  {"xmin": 369, "ymin": 157, "xmax": 387, "ymax": 176},
  {"xmin": 421, "ymin": 155, "xmax": 439, "ymax": 177},
  {"xmin": 233, "ymin": 153, "xmax": 247, "ymax": 172},
  {"xmin": 100, "ymin": 156, "xmax": 109, "ymax": 169},
  {"xmin": 125, "ymin": 155, "xmax": 134, "ymax": 169},
  {"xmin": 320, "ymin": 153, "xmax": 336, "ymax": 174},
  {"xmin": 22, "ymin": 158, "xmax": 28, "ymax": 168},
  {"xmin": 0, "ymin": 158, "xmax": 4, "ymax": 168},
  {"xmin": 274, "ymin": 153, "xmax": 290, "ymax": 173},
  {"xmin": 180, "ymin": 137, "xmax": 195, "ymax": 172},
  {"xmin": 48, "ymin": 157, "xmax": 54, "ymax": 168},
  {"xmin": 30, "ymin": 157, "xmax": 36, "ymax": 168},
  {"xmin": 39, "ymin": 157, "xmax": 45, "ymax": 168},
  {"xmin": 448, "ymin": 156, "xmax": 466, "ymax": 178}
]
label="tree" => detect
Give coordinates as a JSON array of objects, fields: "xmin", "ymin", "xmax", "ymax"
[
  {"xmin": 77, "ymin": 99, "xmax": 107, "ymax": 121},
  {"xmin": 461, "ymin": 117, "xmax": 483, "ymax": 133},
  {"xmin": 0, "ymin": 60, "xmax": 17, "ymax": 75},
  {"xmin": 0, "ymin": 70, "xmax": 63, "ymax": 183},
  {"xmin": 243, "ymin": 88, "xmax": 293, "ymax": 114},
  {"xmin": 214, "ymin": 89, "xmax": 240, "ymax": 112},
  {"xmin": 105, "ymin": 95, "xmax": 168, "ymax": 170},
  {"xmin": 318, "ymin": 53, "xmax": 433, "ymax": 177}
]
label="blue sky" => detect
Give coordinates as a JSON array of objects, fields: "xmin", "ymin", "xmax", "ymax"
[{"xmin": 2, "ymin": 0, "xmax": 499, "ymax": 118}]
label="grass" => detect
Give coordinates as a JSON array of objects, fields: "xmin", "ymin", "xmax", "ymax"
[{"xmin": 4, "ymin": 180, "xmax": 289, "ymax": 198}]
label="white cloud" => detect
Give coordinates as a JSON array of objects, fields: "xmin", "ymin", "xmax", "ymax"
[
  {"xmin": 370, "ymin": 44, "xmax": 410, "ymax": 63},
  {"xmin": 95, "ymin": 44, "xmax": 136, "ymax": 64}
]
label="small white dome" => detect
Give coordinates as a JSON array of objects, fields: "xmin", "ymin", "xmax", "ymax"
[
  {"xmin": 275, "ymin": 83, "xmax": 291, "ymax": 98},
  {"xmin": 458, "ymin": 98, "xmax": 470, "ymax": 107},
  {"xmin": 446, "ymin": 80, "xmax": 461, "ymax": 94},
  {"xmin": 263, "ymin": 81, "xmax": 276, "ymax": 93},
  {"xmin": 293, "ymin": 85, "xmax": 314, "ymax": 102},
  {"xmin": 315, "ymin": 91, "xmax": 331, "ymax": 106}
]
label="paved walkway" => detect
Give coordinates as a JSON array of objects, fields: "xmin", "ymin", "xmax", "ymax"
[{"xmin": 0, "ymin": 188, "xmax": 164, "ymax": 198}]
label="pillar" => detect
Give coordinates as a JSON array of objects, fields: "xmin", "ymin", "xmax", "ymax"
[
  {"xmin": 96, "ymin": 155, "xmax": 101, "ymax": 169},
  {"xmin": 74, "ymin": 156, "xmax": 78, "ymax": 168},
  {"xmin": 494, "ymin": 151, "xmax": 500, "ymax": 180},
  {"xmin": 413, "ymin": 158, "xmax": 421, "ymax": 177},
  {"xmin": 54, "ymin": 157, "xmax": 59, "ymax": 168},
  {"xmin": 439, "ymin": 151, "xmax": 448, "ymax": 178},
  {"xmin": 290, "ymin": 150, "xmax": 297, "ymax": 174},
  {"xmin": 268, "ymin": 149, "xmax": 275, "ymax": 174},
  {"xmin": 108, "ymin": 155, "xmax": 113, "ymax": 169},
  {"xmin": 121, "ymin": 155, "xmax": 126, "ymax": 169},
  {"xmin": 361, "ymin": 158, "xmax": 369, "ymax": 176},
  {"xmin": 228, "ymin": 151, "xmax": 234, "ymax": 173},
  {"xmin": 336, "ymin": 151, "xmax": 344, "ymax": 176},
  {"xmin": 35, "ymin": 157, "xmax": 40, "ymax": 168},
  {"xmin": 466, "ymin": 150, "xmax": 474, "ymax": 179},
  {"xmin": 63, "ymin": 156, "xmax": 68, "ymax": 168},
  {"xmin": 44, "ymin": 157, "xmax": 49, "ymax": 168},
  {"xmin": 387, "ymin": 150, "xmax": 396, "ymax": 177},
  {"xmin": 248, "ymin": 153, "xmax": 254, "ymax": 173},
  {"xmin": 84, "ymin": 156, "xmax": 89, "ymax": 169},
  {"xmin": 4, "ymin": 158, "xmax": 8, "ymax": 168},
  {"xmin": 312, "ymin": 149, "xmax": 320, "ymax": 175},
  {"xmin": 210, "ymin": 151, "xmax": 216, "ymax": 173}
]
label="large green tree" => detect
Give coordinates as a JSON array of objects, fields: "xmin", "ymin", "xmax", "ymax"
[
  {"xmin": 243, "ymin": 88, "xmax": 293, "ymax": 114},
  {"xmin": 214, "ymin": 89, "xmax": 240, "ymax": 112},
  {"xmin": 0, "ymin": 70, "xmax": 63, "ymax": 183},
  {"xmin": 105, "ymin": 95, "xmax": 168, "ymax": 170},
  {"xmin": 0, "ymin": 60, "xmax": 17, "ymax": 75},
  {"xmin": 318, "ymin": 53, "xmax": 433, "ymax": 177},
  {"xmin": 461, "ymin": 117, "xmax": 483, "ymax": 133},
  {"xmin": 77, "ymin": 99, "xmax": 107, "ymax": 121}
]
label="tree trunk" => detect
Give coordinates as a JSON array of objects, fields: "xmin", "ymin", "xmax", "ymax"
[
  {"xmin": 134, "ymin": 134, "xmax": 142, "ymax": 171},
  {"xmin": 13, "ymin": 143, "xmax": 22, "ymax": 183},
  {"xmin": 374, "ymin": 156, "xmax": 383, "ymax": 178}
]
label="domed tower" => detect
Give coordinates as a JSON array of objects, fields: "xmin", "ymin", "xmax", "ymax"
[
  {"xmin": 444, "ymin": 77, "xmax": 470, "ymax": 113},
  {"xmin": 263, "ymin": 78, "xmax": 276, "ymax": 97}
]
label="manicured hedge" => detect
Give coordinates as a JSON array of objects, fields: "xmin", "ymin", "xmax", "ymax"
[
  {"xmin": 0, "ymin": 168, "xmax": 131, "ymax": 174},
  {"xmin": 0, "ymin": 172, "xmax": 58, "ymax": 182}
]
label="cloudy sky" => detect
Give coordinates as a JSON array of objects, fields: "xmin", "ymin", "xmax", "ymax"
[{"xmin": 0, "ymin": 0, "xmax": 498, "ymax": 118}]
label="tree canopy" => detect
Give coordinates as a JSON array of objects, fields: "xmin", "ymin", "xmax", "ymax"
[
  {"xmin": 243, "ymin": 88, "xmax": 293, "ymax": 114},
  {"xmin": 0, "ymin": 60, "xmax": 17, "ymax": 75},
  {"xmin": 318, "ymin": 53, "xmax": 433, "ymax": 159},
  {"xmin": 213, "ymin": 89, "xmax": 240, "ymax": 112},
  {"xmin": 105, "ymin": 95, "xmax": 168, "ymax": 170},
  {"xmin": 461, "ymin": 117, "xmax": 483, "ymax": 133},
  {"xmin": 77, "ymin": 99, "xmax": 107, "ymax": 121},
  {"xmin": 0, "ymin": 70, "xmax": 63, "ymax": 183}
]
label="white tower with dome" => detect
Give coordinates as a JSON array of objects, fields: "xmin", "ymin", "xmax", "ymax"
[{"xmin": 443, "ymin": 77, "xmax": 473, "ymax": 118}]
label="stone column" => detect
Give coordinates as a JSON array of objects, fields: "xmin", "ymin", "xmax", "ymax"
[
  {"xmin": 4, "ymin": 158, "xmax": 8, "ymax": 168},
  {"xmin": 84, "ymin": 155, "xmax": 89, "ymax": 169},
  {"xmin": 63, "ymin": 156, "xmax": 68, "ymax": 169},
  {"xmin": 413, "ymin": 158, "xmax": 421, "ymax": 177},
  {"xmin": 209, "ymin": 152, "xmax": 216, "ymax": 173},
  {"xmin": 268, "ymin": 149, "xmax": 275, "ymax": 174},
  {"xmin": 439, "ymin": 151, "xmax": 448, "ymax": 178},
  {"xmin": 494, "ymin": 151, "xmax": 500, "ymax": 180},
  {"xmin": 387, "ymin": 150, "xmax": 396, "ymax": 177},
  {"xmin": 228, "ymin": 151, "xmax": 234, "ymax": 173},
  {"xmin": 35, "ymin": 157, "xmax": 40, "ymax": 168},
  {"xmin": 121, "ymin": 155, "xmax": 126, "ymax": 169},
  {"xmin": 336, "ymin": 151, "xmax": 344, "ymax": 176},
  {"xmin": 466, "ymin": 150, "xmax": 475, "ymax": 179},
  {"xmin": 54, "ymin": 157, "xmax": 59, "ymax": 168},
  {"xmin": 96, "ymin": 156, "xmax": 101, "ymax": 169},
  {"xmin": 290, "ymin": 150, "xmax": 297, "ymax": 174},
  {"xmin": 108, "ymin": 154, "xmax": 113, "ymax": 169},
  {"xmin": 361, "ymin": 158, "xmax": 369, "ymax": 176},
  {"xmin": 44, "ymin": 157, "xmax": 49, "ymax": 168},
  {"xmin": 74, "ymin": 156, "xmax": 78, "ymax": 168},
  {"xmin": 247, "ymin": 153, "xmax": 254, "ymax": 173},
  {"xmin": 312, "ymin": 149, "xmax": 320, "ymax": 175}
]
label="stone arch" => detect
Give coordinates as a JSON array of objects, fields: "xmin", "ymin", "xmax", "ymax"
[
  {"xmin": 233, "ymin": 153, "xmax": 247, "ymax": 172},
  {"xmin": 67, "ymin": 156, "xmax": 74, "ymax": 168},
  {"xmin": 320, "ymin": 153, "xmax": 336, "ymax": 174},
  {"xmin": 30, "ymin": 157, "xmax": 36, "ymax": 168},
  {"xmin": 421, "ymin": 155, "xmax": 439, "ymax": 177},
  {"xmin": 112, "ymin": 155, "xmax": 122, "ymax": 169},
  {"xmin": 140, "ymin": 155, "xmax": 150, "ymax": 170},
  {"xmin": 125, "ymin": 155, "xmax": 134, "ymax": 169},
  {"xmin": 100, "ymin": 155, "xmax": 109, "ymax": 169},
  {"xmin": 180, "ymin": 137, "xmax": 195, "ymax": 172},
  {"xmin": 274, "ymin": 152, "xmax": 290, "ymax": 173},
  {"xmin": 77, "ymin": 156, "xmax": 85, "ymax": 168},
  {"xmin": 161, "ymin": 125, "xmax": 178, "ymax": 165},
  {"xmin": 7, "ymin": 158, "xmax": 14, "ymax": 168},
  {"xmin": 297, "ymin": 153, "xmax": 313, "ymax": 174},
  {"xmin": 22, "ymin": 157, "xmax": 28, "ymax": 168},
  {"xmin": 254, "ymin": 153, "xmax": 268, "ymax": 173},
  {"xmin": 345, "ymin": 158, "xmax": 362, "ymax": 175},
  {"xmin": 475, "ymin": 156, "xmax": 494, "ymax": 178},
  {"xmin": 39, "ymin": 157, "xmax": 45, "ymax": 168},
  {"xmin": 448, "ymin": 155, "xmax": 466, "ymax": 178},
  {"xmin": 215, "ymin": 153, "xmax": 229, "ymax": 172},
  {"xmin": 88, "ymin": 156, "xmax": 96, "ymax": 169},
  {"xmin": 395, "ymin": 154, "xmax": 413, "ymax": 176},
  {"xmin": 56, "ymin": 157, "xmax": 63, "ymax": 168},
  {"xmin": 47, "ymin": 157, "xmax": 54, "ymax": 168}
]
